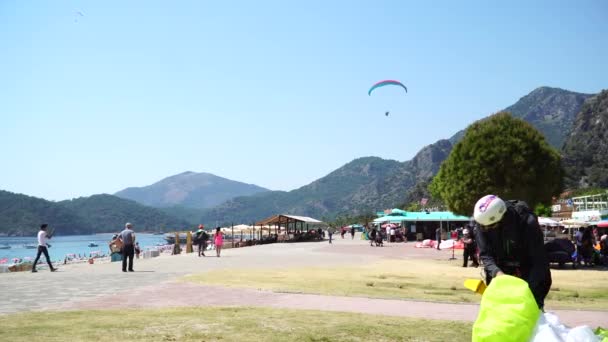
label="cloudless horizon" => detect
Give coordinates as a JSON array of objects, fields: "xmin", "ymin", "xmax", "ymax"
[{"xmin": 1, "ymin": 0, "xmax": 607, "ymax": 201}]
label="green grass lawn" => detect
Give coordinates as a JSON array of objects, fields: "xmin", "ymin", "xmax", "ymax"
[
  {"xmin": 0, "ymin": 307, "xmax": 472, "ymax": 342},
  {"xmin": 184, "ymin": 259, "xmax": 608, "ymax": 310}
]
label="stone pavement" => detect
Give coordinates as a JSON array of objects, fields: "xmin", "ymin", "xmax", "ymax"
[
  {"xmin": 0, "ymin": 239, "xmax": 371, "ymax": 315},
  {"xmin": 1, "ymin": 235, "xmax": 606, "ymax": 328}
]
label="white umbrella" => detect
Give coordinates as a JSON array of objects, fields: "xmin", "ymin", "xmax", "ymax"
[
  {"xmin": 538, "ymin": 217, "xmax": 559, "ymax": 226},
  {"xmin": 559, "ymin": 219, "xmax": 588, "ymax": 227}
]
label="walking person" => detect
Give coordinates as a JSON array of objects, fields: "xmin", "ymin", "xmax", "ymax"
[
  {"xmin": 214, "ymin": 227, "xmax": 223, "ymax": 257},
  {"xmin": 462, "ymin": 226, "xmax": 479, "ymax": 267},
  {"xmin": 350, "ymin": 226, "xmax": 355, "ymax": 240},
  {"xmin": 435, "ymin": 227, "xmax": 442, "ymax": 250},
  {"xmin": 369, "ymin": 227, "xmax": 377, "ymax": 247},
  {"xmin": 134, "ymin": 242, "xmax": 141, "ymax": 259},
  {"xmin": 195, "ymin": 224, "xmax": 208, "ymax": 257},
  {"xmin": 327, "ymin": 226, "xmax": 335, "ymax": 244},
  {"xmin": 32, "ymin": 224, "xmax": 57, "ymax": 272},
  {"xmin": 119, "ymin": 222, "xmax": 136, "ymax": 272}
]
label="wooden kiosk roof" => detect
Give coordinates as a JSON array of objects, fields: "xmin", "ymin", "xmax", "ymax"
[{"xmin": 255, "ymin": 214, "xmax": 325, "ymax": 226}]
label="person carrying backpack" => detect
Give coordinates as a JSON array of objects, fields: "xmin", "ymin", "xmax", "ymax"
[
  {"xmin": 473, "ymin": 194, "xmax": 552, "ymax": 310},
  {"xmin": 195, "ymin": 224, "xmax": 208, "ymax": 257}
]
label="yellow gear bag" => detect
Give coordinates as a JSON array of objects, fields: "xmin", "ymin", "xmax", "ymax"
[{"xmin": 472, "ymin": 275, "xmax": 541, "ymax": 342}]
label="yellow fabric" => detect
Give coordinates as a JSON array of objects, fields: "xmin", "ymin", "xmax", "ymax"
[
  {"xmin": 464, "ymin": 279, "xmax": 486, "ymax": 295},
  {"xmin": 472, "ymin": 275, "xmax": 540, "ymax": 342}
]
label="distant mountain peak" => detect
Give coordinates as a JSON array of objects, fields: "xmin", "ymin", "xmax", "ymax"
[
  {"xmin": 450, "ymin": 86, "xmax": 593, "ymax": 148},
  {"xmin": 115, "ymin": 171, "xmax": 269, "ymax": 209}
]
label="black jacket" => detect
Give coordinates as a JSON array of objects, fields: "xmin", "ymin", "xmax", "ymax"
[{"xmin": 476, "ymin": 202, "xmax": 551, "ymax": 308}]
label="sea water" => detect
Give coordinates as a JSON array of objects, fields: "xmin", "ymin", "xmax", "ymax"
[{"xmin": 0, "ymin": 233, "xmax": 167, "ymax": 262}]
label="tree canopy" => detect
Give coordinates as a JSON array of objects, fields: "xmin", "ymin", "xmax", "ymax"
[{"xmin": 430, "ymin": 112, "xmax": 563, "ymax": 216}]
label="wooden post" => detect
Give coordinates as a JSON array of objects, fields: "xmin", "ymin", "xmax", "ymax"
[
  {"xmin": 173, "ymin": 232, "xmax": 181, "ymax": 255},
  {"xmin": 186, "ymin": 231, "xmax": 193, "ymax": 253}
]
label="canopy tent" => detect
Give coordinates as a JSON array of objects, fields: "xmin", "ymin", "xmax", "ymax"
[
  {"xmin": 253, "ymin": 214, "xmax": 327, "ymax": 239},
  {"xmin": 373, "ymin": 211, "xmax": 471, "ymax": 223},
  {"xmin": 255, "ymin": 214, "xmax": 325, "ymax": 226}
]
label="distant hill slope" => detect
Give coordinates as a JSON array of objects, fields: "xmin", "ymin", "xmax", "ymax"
[
  {"xmin": 59, "ymin": 194, "xmax": 192, "ymax": 232},
  {"xmin": 198, "ymin": 140, "xmax": 453, "ymax": 224},
  {"xmin": 0, "ymin": 190, "xmax": 190, "ymax": 236},
  {"xmin": 450, "ymin": 87, "xmax": 593, "ymax": 149},
  {"xmin": 562, "ymin": 89, "xmax": 608, "ymax": 188},
  {"xmin": 0, "ymin": 190, "xmax": 88, "ymax": 236},
  {"xmin": 115, "ymin": 171, "xmax": 269, "ymax": 209}
]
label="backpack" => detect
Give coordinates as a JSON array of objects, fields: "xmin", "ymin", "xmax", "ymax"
[
  {"xmin": 193, "ymin": 230, "xmax": 204, "ymax": 244},
  {"xmin": 503, "ymin": 200, "xmax": 539, "ymax": 264},
  {"xmin": 507, "ymin": 200, "xmax": 536, "ymax": 226}
]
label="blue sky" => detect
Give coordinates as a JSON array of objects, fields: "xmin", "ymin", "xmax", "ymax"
[{"xmin": 1, "ymin": 0, "xmax": 607, "ymax": 201}]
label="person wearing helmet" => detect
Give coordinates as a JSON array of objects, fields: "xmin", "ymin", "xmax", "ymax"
[
  {"xmin": 462, "ymin": 223, "xmax": 479, "ymax": 268},
  {"xmin": 474, "ymin": 195, "xmax": 552, "ymax": 309}
]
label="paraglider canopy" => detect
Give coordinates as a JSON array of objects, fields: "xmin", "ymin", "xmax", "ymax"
[{"xmin": 368, "ymin": 80, "xmax": 407, "ymax": 96}]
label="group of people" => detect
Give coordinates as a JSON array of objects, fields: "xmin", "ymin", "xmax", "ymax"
[
  {"xmin": 340, "ymin": 226, "xmax": 356, "ymax": 239},
  {"xmin": 366, "ymin": 226, "xmax": 407, "ymax": 246},
  {"xmin": 193, "ymin": 225, "xmax": 224, "ymax": 257},
  {"xmin": 368, "ymin": 227, "xmax": 384, "ymax": 246},
  {"xmin": 575, "ymin": 226, "xmax": 607, "ymax": 266}
]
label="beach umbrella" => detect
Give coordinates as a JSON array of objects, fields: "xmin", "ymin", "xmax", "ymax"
[
  {"xmin": 560, "ymin": 219, "xmax": 588, "ymax": 227},
  {"xmin": 538, "ymin": 217, "xmax": 559, "ymax": 226},
  {"xmin": 233, "ymin": 224, "xmax": 252, "ymax": 230}
]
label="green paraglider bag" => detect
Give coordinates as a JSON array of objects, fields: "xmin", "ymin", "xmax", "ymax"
[{"xmin": 472, "ymin": 275, "xmax": 541, "ymax": 342}]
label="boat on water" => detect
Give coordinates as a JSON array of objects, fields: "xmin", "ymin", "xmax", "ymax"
[
  {"xmin": 87, "ymin": 242, "xmax": 99, "ymax": 247},
  {"xmin": 0, "ymin": 245, "xmax": 11, "ymax": 250},
  {"xmin": 164, "ymin": 233, "xmax": 188, "ymax": 244}
]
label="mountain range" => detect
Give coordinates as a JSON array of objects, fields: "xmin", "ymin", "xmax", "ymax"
[
  {"xmin": 197, "ymin": 139, "xmax": 454, "ymax": 224},
  {"xmin": 195, "ymin": 86, "xmax": 600, "ymax": 224},
  {"xmin": 1, "ymin": 86, "xmax": 606, "ymax": 234}
]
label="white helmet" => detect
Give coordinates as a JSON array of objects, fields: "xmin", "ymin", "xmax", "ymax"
[{"xmin": 474, "ymin": 195, "xmax": 506, "ymax": 227}]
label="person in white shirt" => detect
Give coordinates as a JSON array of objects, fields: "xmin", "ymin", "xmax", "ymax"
[{"xmin": 32, "ymin": 224, "xmax": 57, "ymax": 272}]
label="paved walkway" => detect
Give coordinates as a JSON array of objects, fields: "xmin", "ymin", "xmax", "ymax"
[{"xmin": 1, "ymin": 235, "xmax": 606, "ymax": 328}]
